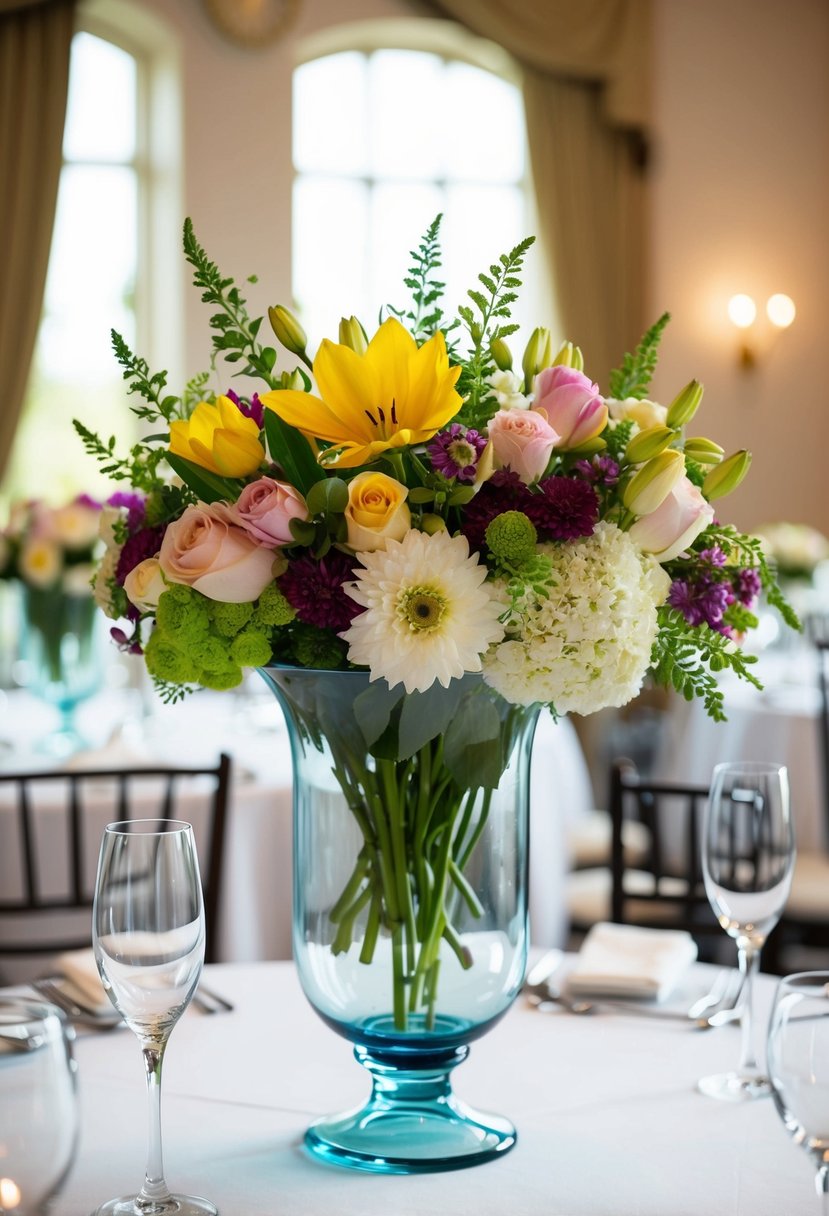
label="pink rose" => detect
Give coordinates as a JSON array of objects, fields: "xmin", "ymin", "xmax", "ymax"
[
  {"xmin": 629, "ymin": 477, "xmax": 715, "ymax": 562},
  {"xmin": 487, "ymin": 407, "xmax": 560, "ymax": 485},
  {"xmin": 533, "ymin": 365, "xmax": 607, "ymax": 449},
  {"xmin": 234, "ymin": 476, "xmax": 308, "ymax": 547},
  {"xmin": 159, "ymin": 502, "xmax": 276, "ymax": 602}
]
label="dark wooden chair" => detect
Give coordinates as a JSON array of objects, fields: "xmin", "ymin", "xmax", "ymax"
[{"xmin": 0, "ymin": 754, "xmax": 231, "ymax": 978}]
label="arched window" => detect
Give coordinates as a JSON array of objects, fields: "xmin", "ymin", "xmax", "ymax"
[
  {"xmin": 3, "ymin": 5, "xmax": 182, "ymax": 504},
  {"xmin": 292, "ymin": 22, "xmax": 548, "ymax": 351}
]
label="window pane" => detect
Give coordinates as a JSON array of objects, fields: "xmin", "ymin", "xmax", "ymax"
[
  {"xmin": 293, "ymin": 53, "xmax": 368, "ymax": 175},
  {"xmin": 63, "ymin": 33, "xmax": 136, "ymax": 163},
  {"xmin": 444, "ymin": 184, "xmax": 529, "ymax": 336},
  {"xmin": 293, "ymin": 176, "xmax": 369, "ymax": 347},
  {"xmin": 444, "ymin": 63, "xmax": 524, "ymax": 183},
  {"xmin": 369, "ymin": 51, "xmax": 443, "ymax": 180}
]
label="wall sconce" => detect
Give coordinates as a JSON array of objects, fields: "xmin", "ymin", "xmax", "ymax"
[{"xmin": 727, "ymin": 293, "xmax": 796, "ymax": 370}]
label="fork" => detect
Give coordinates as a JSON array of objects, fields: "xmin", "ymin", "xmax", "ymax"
[{"xmin": 31, "ymin": 979, "xmax": 124, "ymax": 1031}]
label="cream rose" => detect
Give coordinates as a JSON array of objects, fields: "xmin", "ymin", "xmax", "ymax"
[
  {"xmin": 52, "ymin": 501, "xmax": 101, "ymax": 549},
  {"xmin": 607, "ymin": 397, "xmax": 668, "ymax": 430},
  {"xmin": 159, "ymin": 502, "xmax": 277, "ymax": 602},
  {"xmin": 629, "ymin": 477, "xmax": 715, "ymax": 562},
  {"xmin": 124, "ymin": 557, "xmax": 166, "ymax": 612},
  {"xmin": 345, "ymin": 472, "xmax": 411, "ymax": 553}
]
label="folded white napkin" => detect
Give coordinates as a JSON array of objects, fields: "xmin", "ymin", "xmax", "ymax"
[
  {"xmin": 567, "ymin": 922, "xmax": 698, "ymax": 1002},
  {"xmin": 56, "ymin": 948, "xmax": 109, "ymax": 1010}
]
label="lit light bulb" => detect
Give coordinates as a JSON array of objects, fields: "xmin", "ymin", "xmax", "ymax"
[
  {"xmin": 0, "ymin": 1178, "xmax": 22, "ymax": 1209},
  {"xmin": 766, "ymin": 293, "xmax": 796, "ymax": 329},
  {"xmin": 727, "ymin": 294, "xmax": 757, "ymax": 329}
]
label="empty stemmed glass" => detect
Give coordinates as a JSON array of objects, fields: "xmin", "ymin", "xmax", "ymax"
[
  {"xmin": 92, "ymin": 819, "xmax": 216, "ymax": 1216},
  {"xmin": 699, "ymin": 760, "xmax": 795, "ymax": 1102},
  {"xmin": 767, "ymin": 972, "xmax": 829, "ymax": 1213}
]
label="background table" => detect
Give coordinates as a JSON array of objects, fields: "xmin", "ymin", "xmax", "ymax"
[{"xmin": 51, "ymin": 960, "xmax": 810, "ymax": 1216}]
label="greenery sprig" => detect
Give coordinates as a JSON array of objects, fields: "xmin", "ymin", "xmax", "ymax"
[
  {"xmin": 650, "ymin": 605, "xmax": 762, "ymax": 722},
  {"xmin": 608, "ymin": 311, "xmax": 671, "ymax": 401},
  {"xmin": 388, "ymin": 214, "xmax": 453, "ymax": 341},
  {"xmin": 111, "ymin": 330, "xmax": 181, "ymax": 424},
  {"xmin": 457, "ymin": 236, "xmax": 535, "ymax": 431}
]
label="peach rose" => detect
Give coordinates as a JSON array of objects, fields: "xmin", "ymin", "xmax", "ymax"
[
  {"xmin": 345, "ymin": 472, "xmax": 411, "ymax": 552},
  {"xmin": 159, "ymin": 502, "xmax": 277, "ymax": 603},
  {"xmin": 629, "ymin": 477, "xmax": 715, "ymax": 562},
  {"xmin": 234, "ymin": 476, "xmax": 309, "ymax": 547},
  {"xmin": 124, "ymin": 557, "xmax": 166, "ymax": 612},
  {"xmin": 487, "ymin": 407, "xmax": 560, "ymax": 485}
]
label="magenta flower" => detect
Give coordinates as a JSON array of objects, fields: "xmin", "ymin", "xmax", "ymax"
[
  {"xmin": 226, "ymin": 388, "xmax": 265, "ymax": 430},
  {"xmin": 280, "ymin": 550, "xmax": 362, "ymax": 632},
  {"xmin": 526, "ymin": 476, "xmax": 598, "ymax": 541},
  {"xmin": 736, "ymin": 567, "xmax": 762, "ymax": 606},
  {"xmin": 573, "ymin": 455, "xmax": 620, "ymax": 487},
  {"xmin": 532, "ymin": 365, "xmax": 607, "ymax": 450},
  {"xmin": 668, "ymin": 577, "xmax": 734, "ymax": 632},
  {"xmin": 428, "ymin": 424, "xmax": 487, "ymax": 482}
]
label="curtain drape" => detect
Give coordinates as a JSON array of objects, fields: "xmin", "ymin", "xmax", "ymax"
[
  {"xmin": 0, "ymin": 0, "xmax": 76, "ymax": 483},
  {"xmin": 425, "ymin": 0, "xmax": 652, "ymax": 384}
]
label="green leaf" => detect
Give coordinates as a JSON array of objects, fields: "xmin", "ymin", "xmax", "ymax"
[
  {"xmin": 306, "ymin": 476, "xmax": 348, "ymax": 516},
  {"xmin": 288, "ymin": 517, "xmax": 317, "ymax": 545},
  {"xmin": 443, "ymin": 693, "xmax": 504, "ymax": 789},
  {"xmin": 164, "ymin": 452, "xmax": 239, "ymax": 503},
  {"xmin": 262, "ymin": 408, "xmax": 325, "ymax": 496},
  {"xmin": 608, "ymin": 313, "xmax": 671, "ymax": 401},
  {"xmin": 397, "ymin": 681, "xmax": 466, "ymax": 760},
  {"xmin": 353, "ymin": 682, "xmax": 405, "ymax": 750}
]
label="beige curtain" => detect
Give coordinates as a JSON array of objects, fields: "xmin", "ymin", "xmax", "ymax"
[
  {"xmin": 0, "ymin": 0, "xmax": 76, "ymax": 483},
  {"xmin": 425, "ymin": 0, "xmax": 652, "ymax": 384}
]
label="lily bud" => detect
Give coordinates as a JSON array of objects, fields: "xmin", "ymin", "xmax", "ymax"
[
  {"xmin": 683, "ymin": 436, "xmax": 724, "ymax": 465},
  {"xmin": 551, "ymin": 341, "xmax": 585, "ymax": 372},
  {"xmin": 623, "ymin": 449, "xmax": 686, "ymax": 516},
  {"xmin": 666, "ymin": 379, "xmax": 703, "ymax": 429},
  {"xmin": 280, "ymin": 369, "xmax": 305, "ymax": 391},
  {"xmin": 490, "ymin": 337, "xmax": 513, "ymax": 371},
  {"xmin": 268, "ymin": 305, "xmax": 307, "ymax": 356},
  {"xmin": 338, "ymin": 315, "xmax": 368, "ymax": 355},
  {"xmin": 420, "ymin": 513, "xmax": 447, "ymax": 535},
  {"xmin": 625, "ymin": 425, "xmax": 676, "ymax": 464},
  {"xmin": 522, "ymin": 327, "xmax": 552, "ymax": 388},
  {"xmin": 702, "ymin": 449, "xmax": 752, "ymax": 501},
  {"xmin": 567, "ymin": 436, "xmax": 607, "ymax": 457}
]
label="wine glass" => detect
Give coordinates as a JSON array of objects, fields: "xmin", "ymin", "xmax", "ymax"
[
  {"xmin": 92, "ymin": 819, "xmax": 216, "ymax": 1216},
  {"xmin": 699, "ymin": 760, "xmax": 795, "ymax": 1102},
  {"xmin": 767, "ymin": 972, "xmax": 829, "ymax": 1213},
  {"xmin": 0, "ymin": 996, "xmax": 78, "ymax": 1214}
]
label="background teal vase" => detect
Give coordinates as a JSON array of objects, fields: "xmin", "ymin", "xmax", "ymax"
[
  {"xmin": 21, "ymin": 585, "xmax": 103, "ymax": 755},
  {"xmin": 259, "ymin": 665, "xmax": 539, "ymax": 1174}
]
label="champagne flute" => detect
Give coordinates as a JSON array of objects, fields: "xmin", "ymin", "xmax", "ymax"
[
  {"xmin": 767, "ymin": 972, "xmax": 829, "ymax": 1214},
  {"xmin": 92, "ymin": 819, "xmax": 216, "ymax": 1216},
  {"xmin": 699, "ymin": 761, "xmax": 795, "ymax": 1102}
]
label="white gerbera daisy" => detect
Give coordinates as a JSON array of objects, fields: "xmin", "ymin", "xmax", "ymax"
[{"xmin": 341, "ymin": 529, "xmax": 505, "ymax": 694}]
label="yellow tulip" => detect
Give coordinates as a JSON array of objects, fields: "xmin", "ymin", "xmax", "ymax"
[
  {"xmin": 260, "ymin": 317, "xmax": 462, "ymax": 469},
  {"xmin": 169, "ymin": 395, "xmax": 265, "ymax": 478}
]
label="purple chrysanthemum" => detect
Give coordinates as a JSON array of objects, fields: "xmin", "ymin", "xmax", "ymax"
[
  {"xmin": 226, "ymin": 388, "xmax": 264, "ymax": 429},
  {"xmin": 459, "ymin": 470, "xmax": 534, "ymax": 551},
  {"xmin": 668, "ymin": 577, "xmax": 734, "ymax": 631},
  {"xmin": 526, "ymin": 476, "xmax": 599, "ymax": 542},
  {"xmin": 427, "ymin": 424, "xmax": 487, "ymax": 483},
  {"xmin": 115, "ymin": 525, "xmax": 166, "ymax": 586},
  {"xmin": 699, "ymin": 546, "xmax": 727, "ymax": 567},
  {"xmin": 279, "ymin": 550, "xmax": 362, "ymax": 632},
  {"xmin": 107, "ymin": 491, "xmax": 146, "ymax": 532},
  {"xmin": 736, "ymin": 567, "xmax": 762, "ymax": 606},
  {"xmin": 573, "ymin": 455, "xmax": 620, "ymax": 488}
]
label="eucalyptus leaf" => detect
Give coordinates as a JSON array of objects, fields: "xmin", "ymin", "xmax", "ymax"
[
  {"xmin": 398, "ymin": 681, "xmax": 465, "ymax": 760},
  {"xmin": 353, "ymin": 682, "xmax": 405, "ymax": 749},
  {"xmin": 307, "ymin": 476, "xmax": 348, "ymax": 516},
  {"xmin": 444, "ymin": 694, "xmax": 505, "ymax": 789}
]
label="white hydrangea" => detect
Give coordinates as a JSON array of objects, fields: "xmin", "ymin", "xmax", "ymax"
[
  {"xmin": 92, "ymin": 506, "xmax": 123, "ymax": 617},
  {"xmin": 482, "ymin": 521, "xmax": 671, "ymax": 714}
]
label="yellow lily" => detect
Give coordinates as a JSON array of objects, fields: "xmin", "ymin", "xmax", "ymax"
[
  {"xmin": 169, "ymin": 395, "xmax": 265, "ymax": 478},
  {"xmin": 260, "ymin": 317, "xmax": 462, "ymax": 468}
]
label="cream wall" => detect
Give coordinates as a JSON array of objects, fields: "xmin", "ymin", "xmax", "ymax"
[{"xmin": 121, "ymin": 0, "xmax": 829, "ymax": 532}]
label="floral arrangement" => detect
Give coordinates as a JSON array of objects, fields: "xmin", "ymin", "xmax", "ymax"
[
  {"xmin": 754, "ymin": 521, "xmax": 829, "ymax": 582},
  {"xmin": 76, "ymin": 216, "xmax": 794, "ymax": 723},
  {"xmin": 0, "ymin": 496, "xmax": 102, "ymax": 594}
]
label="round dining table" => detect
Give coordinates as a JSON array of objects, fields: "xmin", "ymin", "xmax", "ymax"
[{"xmin": 49, "ymin": 959, "xmax": 810, "ymax": 1216}]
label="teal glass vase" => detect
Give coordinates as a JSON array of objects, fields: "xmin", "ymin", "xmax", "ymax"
[
  {"xmin": 258, "ymin": 665, "xmax": 539, "ymax": 1174},
  {"xmin": 20, "ymin": 585, "xmax": 103, "ymax": 755}
]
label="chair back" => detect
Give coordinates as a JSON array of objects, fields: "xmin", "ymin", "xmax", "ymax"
[
  {"xmin": 0, "ymin": 754, "xmax": 231, "ymax": 973},
  {"xmin": 609, "ymin": 758, "xmax": 720, "ymax": 941},
  {"xmin": 813, "ymin": 640, "xmax": 829, "ymax": 848}
]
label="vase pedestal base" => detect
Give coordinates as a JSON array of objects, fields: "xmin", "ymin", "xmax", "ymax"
[{"xmin": 304, "ymin": 1038, "xmax": 516, "ymax": 1174}]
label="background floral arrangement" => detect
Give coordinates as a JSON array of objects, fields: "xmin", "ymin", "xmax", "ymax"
[
  {"xmin": 754, "ymin": 521, "xmax": 829, "ymax": 582},
  {"xmin": 0, "ymin": 496, "xmax": 102, "ymax": 594},
  {"xmin": 76, "ymin": 216, "xmax": 796, "ymax": 723}
]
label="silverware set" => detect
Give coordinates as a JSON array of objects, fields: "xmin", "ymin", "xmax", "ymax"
[
  {"xmin": 30, "ymin": 976, "xmax": 234, "ymax": 1030},
  {"xmin": 523, "ymin": 951, "xmax": 745, "ymax": 1030}
]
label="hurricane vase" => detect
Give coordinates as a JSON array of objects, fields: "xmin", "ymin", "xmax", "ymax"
[
  {"xmin": 259, "ymin": 665, "xmax": 540, "ymax": 1173},
  {"xmin": 21, "ymin": 585, "xmax": 102, "ymax": 752}
]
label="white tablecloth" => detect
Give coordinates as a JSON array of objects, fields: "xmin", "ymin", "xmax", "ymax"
[
  {"xmin": 656, "ymin": 648, "xmax": 827, "ymax": 853},
  {"xmin": 48, "ymin": 960, "xmax": 810, "ymax": 1215},
  {"xmin": 0, "ymin": 684, "xmax": 595, "ymax": 966}
]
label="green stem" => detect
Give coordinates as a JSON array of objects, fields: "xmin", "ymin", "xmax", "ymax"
[
  {"xmin": 359, "ymin": 885, "xmax": 383, "ymax": 964},
  {"xmin": 329, "ymin": 851, "xmax": 370, "ymax": 923},
  {"xmin": 331, "ymin": 884, "xmax": 372, "ymax": 954}
]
